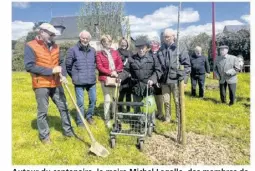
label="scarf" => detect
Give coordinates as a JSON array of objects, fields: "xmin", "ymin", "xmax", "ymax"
[{"xmin": 103, "ymin": 48, "xmax": 115, "ymax": 71}]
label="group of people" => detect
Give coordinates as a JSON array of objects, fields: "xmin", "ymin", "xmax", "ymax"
[{"xmin": 24, "ymin": 23, "xmax": 240, "ymax": 144}]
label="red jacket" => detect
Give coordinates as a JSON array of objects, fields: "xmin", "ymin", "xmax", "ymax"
[{"xmin": 96, "ymin": 49, "xmax": 123, "ymax": 82}]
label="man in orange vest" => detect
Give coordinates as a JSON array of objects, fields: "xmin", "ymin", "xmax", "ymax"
[{"xmin": 24, "ymin": 23, "xmax": 74, "ymax": 144}]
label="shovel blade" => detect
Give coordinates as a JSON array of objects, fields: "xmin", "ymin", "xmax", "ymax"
[{"xmin": 89, "ymin": 141, "xmax": 110, "ymax": 158}]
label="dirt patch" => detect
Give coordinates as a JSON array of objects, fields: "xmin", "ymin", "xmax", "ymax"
[{"xmin": 143, "ymin": 132, "xmax": 234, "ymax": 165}]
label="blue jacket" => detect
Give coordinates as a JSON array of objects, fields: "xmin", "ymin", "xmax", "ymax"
[
  {"xmin": 190, "ymin": 54, "xmax": 210, "ymax": 75},
  {"xmin": 66, "ymin": 42, "xmax": 97, "ymax": 85}
]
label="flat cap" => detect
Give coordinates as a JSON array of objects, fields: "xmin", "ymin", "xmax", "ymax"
[
  {"xmin": 219, "ymin": 45, "xmax": 229, "ymax": 49},
  {"xmin": 135, "ymin": 39, "xmax": 149, "ymax": 47},
  {"xmin": 38, "ymin": 23, "xmax": 57, "ymax": 35}
]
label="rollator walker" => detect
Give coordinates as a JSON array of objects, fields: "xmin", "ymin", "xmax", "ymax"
[{"xmin": 110, "ymin": 83, "xmax": 156, "ymax": 151}]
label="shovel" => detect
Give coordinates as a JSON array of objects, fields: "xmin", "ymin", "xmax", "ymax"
[{"xmin": 60, "ymin": 74, "xmax": 110, "ymax": 158}]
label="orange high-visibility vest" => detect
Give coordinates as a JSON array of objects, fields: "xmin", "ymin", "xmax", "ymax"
[{"xmin": 27, "ymin": 39, "xmax": 61, "ymax": 88}]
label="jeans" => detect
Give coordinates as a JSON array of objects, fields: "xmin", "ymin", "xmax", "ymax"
[
  {"xmin": 34, "ymin": 86, "xmax": 73, "ymax": 140},
  {"xmin": 75, "ymin": 84, "xmax": 96, "ymax": 126}
]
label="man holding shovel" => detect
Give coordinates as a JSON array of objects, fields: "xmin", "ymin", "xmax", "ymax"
[{"xmin": 24, "ymin": 23, "xmax": 74, "ymax": 144}]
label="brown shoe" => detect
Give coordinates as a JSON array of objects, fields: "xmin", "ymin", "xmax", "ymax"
[
  {"xmin": 41, "ymin": 137, "xmax": 51, "ymax": 144},
  {"xmin": 87, "ymin": 118, "xmax": 95, "ymax": 125}
]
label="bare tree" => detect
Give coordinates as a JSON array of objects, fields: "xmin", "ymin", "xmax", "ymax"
[{"xmin": 77, "ymin": 2, "xmax": 130, "ymax": 41}]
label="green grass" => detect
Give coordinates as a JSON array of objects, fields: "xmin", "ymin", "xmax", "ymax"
[{"xmin": 12, "ymin": 72, "xmax": 250, "ymax": 165}]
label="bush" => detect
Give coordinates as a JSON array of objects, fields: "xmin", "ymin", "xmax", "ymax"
[
  {"xmin": 12, "ymin": 41, "xmax": 25, "ymax": 71},
  {"xmin": 208, "ymin": 29, "xmax": 250, "ymax": 63},
  {"xmin": 26, "ymin": 31, "xmax": 37, "ymax": 42},
  {"xmin": 59, "ymin": 41, "xmax": 76, "ymax": 55}
]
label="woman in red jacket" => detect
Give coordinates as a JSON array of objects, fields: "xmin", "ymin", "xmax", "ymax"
[{"xmin": 96, "ymin": 35, "xmax": 123, "ymax": 128}]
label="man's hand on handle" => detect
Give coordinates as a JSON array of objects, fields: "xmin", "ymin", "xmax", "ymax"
[
  {"xmin": 53, "ymin": 66, "xmax": 62, "ymax": 74},
  {"xmin": 59, "ymin": 73, "xmax": 68, "ymax": 84},
  {"xmin": 60, "ymin": 76, "xmax": 68, "ymax": 84}
]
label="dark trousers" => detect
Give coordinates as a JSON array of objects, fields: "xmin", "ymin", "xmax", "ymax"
[
  {"xmin": 34, "ymin": 86, "xmax": 73, "ymax": 140},
  {"xmin": 118, "ymin": 87, "xmax": 132, "ymax": 112},
  {"xmin": 220, "ymin": 82, "xmax": 236, "ymax": 105},
  {"xmin": 191, "ymin": 74, "xmax": 205, "ymax": 97},
  {"xmin": 132, "ymin": 95, "xmax": 143, "ymax": 113}
]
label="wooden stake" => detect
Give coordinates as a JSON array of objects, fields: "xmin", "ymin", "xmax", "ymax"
[{"xmin": 179, "ymin": 65, "xmax": 186, "ymax": 145}]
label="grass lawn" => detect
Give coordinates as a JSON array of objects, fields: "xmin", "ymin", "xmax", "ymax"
[{"xmin": 12, "ymin": 72, "xmax": 250, "ymax": 165}]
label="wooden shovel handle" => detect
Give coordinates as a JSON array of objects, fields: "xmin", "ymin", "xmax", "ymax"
[{"xmin": 59, "ymin": 73, "xmax": 96, "ymax": 142}]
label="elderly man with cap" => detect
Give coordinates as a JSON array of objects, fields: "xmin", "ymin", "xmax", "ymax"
[
  {"xmin": 190, "ymin": 46, "xmax": 210, "ymax": 98},
  {"xmin": 119, "ymin": 38, "xmax": 162, "ymax": 113},
  {"xmin": 66, "ymin": 30, "xmax": 97, "ymax": 126},
  {"xmin": 24, "ymin": 23, "xmax": 74, "ymax": 144},
  {"xmin": 213, "ymin": 45, "xmax": 240, "ymax": 106},
  {"xmin": 157, "ymin": 28, "xmax": 191, "ymax": 122}
]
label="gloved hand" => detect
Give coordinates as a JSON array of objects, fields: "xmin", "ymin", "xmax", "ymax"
[
  {"xmin": 147, "ymin": 80, "xmax": 153, "ymax": 87},
  {"xmin": 60, "ymin": 76, "xmax": 68, "ymax": 84},
  {"xmin": 177, "ymin": 70, "xmax": 185, "ymax": 81},
  {"xmin": 52, "ymin": 66, "xmax": 62, "ymax": 74}
]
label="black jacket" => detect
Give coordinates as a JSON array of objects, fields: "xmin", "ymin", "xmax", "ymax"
[
  {"xmin": 120, "ymin": 52, "xmax": 162, "ymax": 97},
  {"xmin": 117, "ymin": 48, "xmax": 133, "ymax": 90},
  {"xmin": 190, "ymin": 54, "xmax": 210, "ymax": 75},
  {"xmin": 157, "ymin": 43, "xmax": 191, "ymax": 84}
]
